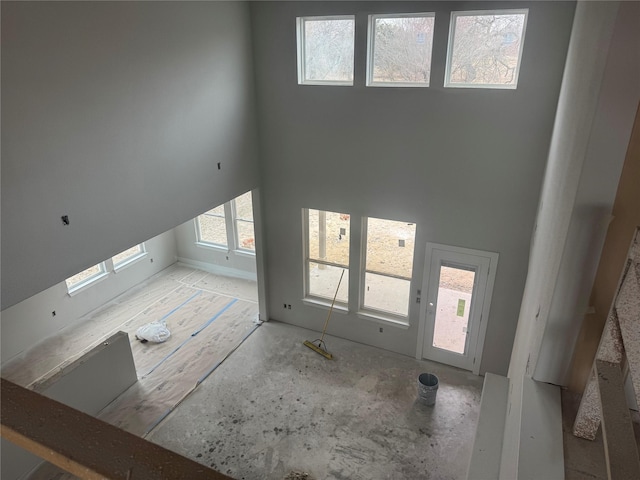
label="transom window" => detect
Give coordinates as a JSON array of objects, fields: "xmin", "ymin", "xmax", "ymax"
[
  {"xmin": 445, "ymin": 9, "xmax": 528, "ymax": 89},
  {"xmin": 304, "ymin": 209, "xmax": 350, "ymax": 304},
  {"xmin": 362, "ymin": 217, "xmax": 416, "ymax": 318},
  {"xmin": 297, "ymin": 16, "xmax": 355, "ymax": 86},
  {"xmin": 367, "ymin": 13, "xmax": 435, "ymax": 87}
]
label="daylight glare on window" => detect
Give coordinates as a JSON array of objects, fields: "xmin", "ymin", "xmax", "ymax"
[
  {"xmin": 306, "ymin": 209, "xmax": 350, "ymax": 303},
  {"xmin": 198, "ymin": 204, "xmax": 227, "ymax": 247},
  {"xmin": 65, "ymin": 263, "xmax": 106, "ymax": 290},
  {"xmin": 113, "ymin": 244, "xmax": 144, "ymax": 267},
  {"xmin": 234, "ymin": 191, "xmax": 255, "ymax": 251},
  {"xmin": 369, "ymin": 14, "xmax": 435, "ymax": 86},
  {"xmin": 298, "ymin": 16, "xmax": 355, "ymax": 85},
  {"xmin": 447, "ymin": 10, "xmax": 528, "ymax": 88},
  {"xmin": 363, "ymin": 217, "xmax": 416, "ymax": 317}
]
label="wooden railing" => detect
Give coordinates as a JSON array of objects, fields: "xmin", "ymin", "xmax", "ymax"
[{"xmin": 1, "ymin": 378, "xmax": 231, "ymax": 480}]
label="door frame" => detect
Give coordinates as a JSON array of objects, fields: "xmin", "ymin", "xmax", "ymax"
[{"xmin": 416, "ymin": 243, "xmax": 498, "ymax": 375}]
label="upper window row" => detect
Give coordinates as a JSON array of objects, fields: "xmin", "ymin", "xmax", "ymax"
[{"xmin": 297, "ymin": 9, "xmax": 528, "ymax": 89}]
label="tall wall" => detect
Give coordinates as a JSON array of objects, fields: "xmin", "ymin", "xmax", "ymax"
[
  {"xmin": 251, "ymin": 1, "xmax": 575, "ymax": 374},
  {"xmin": 533, "ymin": 2, "xmax": 640, "ymax": 386},
  {"xmin": 1, "ymin": 1, "xmax": 260, "ymax": 310},
  {"xmin": 568, "ymin": 104, "xmax": 640, "ymax": 393},
  {"xmin": 499, "ymin": 2, "xmax": 640, "ymax": 476}
]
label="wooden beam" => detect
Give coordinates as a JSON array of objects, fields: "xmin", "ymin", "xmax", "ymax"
[
  {"xmin": 595, "ymin": 360, "xmax": 640, "ymax": 480},
  {"xmin": 0, "ymin": 378, "xmax": 231, "ymax": 480}
]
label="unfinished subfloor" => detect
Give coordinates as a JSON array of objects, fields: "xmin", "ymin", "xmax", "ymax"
[{"xmin": 147, "ymin": 321, "xmax": 483, "ymax": 480}]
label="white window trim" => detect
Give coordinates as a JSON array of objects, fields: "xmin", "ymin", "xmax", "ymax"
[
  {"xmin": 296, "ymin": 15, "xmax": 356, "ymax": 87},
  {"xmin": 196, "ymin": 205, "xmax": 229, "ymax": 249},
  {"xmin": 444, "ymin": 8, "xmax": 529, "ymax": 90},
  {"xmin": 357, "ymin": 310, "xmax": 410, "ymax": 329},
  {"xmin": 66, "ymin": 262, "xmax": 109, "ymax": 296},
  {"xmin": 366, "ymin": 12, "xmax": 435, "ymax": 88},
  {"xmin": 359, "ymin": 217, "xmax": 415, "ymax": 321},
  {"xmin": 196, "ymin": 194, "xmax": 256, "ymax": 255},
  {"xmin": 231, "ymin": 198, "xmax": 256, "ymax": 255},
  {"xmin": 113, "ymin": 244, "xmax": 147, "ymax": 272},
  {"xmin": 302, "ymin": 208, "xmax": 350, "ymax": 307}
]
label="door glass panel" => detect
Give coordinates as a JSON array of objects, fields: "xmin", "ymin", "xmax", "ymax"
[{"xmin": 432, "ymin": 264, "xmax": 475, "ymax": 354}]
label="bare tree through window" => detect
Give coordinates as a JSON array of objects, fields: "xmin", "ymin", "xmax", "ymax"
[
  {"xmin": 369, "ymin": 14, "xmax": 435, "ymax": 86},
  {"xmin": 448, "ymin": 10, "xmax": 528, "ymax": 87},
  {"xmin": 298, "ymin": 16, "xmax": 355, "ymax": 84}
]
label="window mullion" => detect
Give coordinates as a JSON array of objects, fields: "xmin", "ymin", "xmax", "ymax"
[{"xmin": 224, "ymin": 202, "xmax": 236, "ymax": 251}]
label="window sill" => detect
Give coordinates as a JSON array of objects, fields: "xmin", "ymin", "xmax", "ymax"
[
  {"xmin": 114, "ymin": 253, "xmax": 148, "ymax": 273},
  {"xmin": 367, "ymin": 82, "xmax": 429, "ymax": 88},
  {"xmin": 302, "ymin": 298, "xmax": 349, "ymax": 314},
  {"xmin": 298, "ymin": 81, "xmax": 353, "ymax": 87},
  {"xmin": 67, "ymin": 272, "xmax": 109, "ymax": 297},
  {"xmin": 196, "ymin": 241, "xmax": 228, "ymax": 252},
  {"xmin": 357, "ymin": 311, "xmax": 410, "ymax": 329},
  {"xmin": 232, "ymin": 248, "xmax": 256, "ymax": 258}
]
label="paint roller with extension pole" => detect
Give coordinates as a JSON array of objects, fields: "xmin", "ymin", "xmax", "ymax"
[{"xmin": 303, "ymin": 269, "xmax": 345, "ymax": 360}]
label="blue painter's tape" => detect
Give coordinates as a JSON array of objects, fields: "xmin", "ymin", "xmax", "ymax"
[
  {"xmin": 157, "ymin": 289, "xmax": 202, "ymax": 324},
  {"xmin": 143, "ymin": 297, "xmax": 238, "ymax": 378}
]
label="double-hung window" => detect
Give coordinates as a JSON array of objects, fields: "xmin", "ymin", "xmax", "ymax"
[
  {"xmin": 304, "ymin": 209, "xmax": 350, "ymax": 304},
  {"xmin": 197, "ymin": 204, "xmax": 228, "ymax": 248},
  {"xmin": 233, "ymin": 191, "xmax": 256, "ymax": 252},
  {"xmin": 196, "ymin": 191, "xmax": 255, "ymax": 253},
  {"xmin": 361, "ymin": 217, "xmax": 416, "ymax": 319}
]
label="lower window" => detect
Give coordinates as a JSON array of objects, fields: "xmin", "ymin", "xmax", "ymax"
[
  {"xmin": 304, "ymin": 209, "xmax": 350, "ymax": 304},
  {"xmin": 362, "ymin": 217, "xmax": 416, "ymax": 317}
]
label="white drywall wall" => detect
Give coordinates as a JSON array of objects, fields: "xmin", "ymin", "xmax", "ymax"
[
  {"xmin": 535, "ymin": 0, "xmax": 640, "ymax": 386},
  {"xmin": 1, "ymin": 1, "xmax": 260, "ymax": 309},
  {"xmin": 250, "ymin": 1, "xmax": 575, "ymax": 374},
  {"xmin": 499, "ymin": 2, "xmax": 633, "ymax": 477},
  {"xmin": 0, "ymin": 231, "xmax": 176, "ymax": 364}
]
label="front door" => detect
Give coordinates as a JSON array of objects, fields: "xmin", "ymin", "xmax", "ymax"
[{"xmin": 418, "ymin": 244, "xmax": 498, "ymax": 373}]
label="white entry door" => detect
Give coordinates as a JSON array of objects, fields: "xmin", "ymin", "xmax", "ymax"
[{"xmin": 417, "ymin": 244, "xmax": 498, "ymax": 373}]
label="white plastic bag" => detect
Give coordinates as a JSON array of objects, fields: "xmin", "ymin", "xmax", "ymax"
[{"xmin": 135, "ymin": 322, "xmax": 171, "ymax": 343}]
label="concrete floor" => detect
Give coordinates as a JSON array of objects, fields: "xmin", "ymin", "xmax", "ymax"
[{"xmin": 148, "ymin": 321, "xmax": 483, "ymax": 480}]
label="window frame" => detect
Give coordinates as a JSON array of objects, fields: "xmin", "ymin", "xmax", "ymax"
[
  {"xmin": 302, "ymin": 208, "xmax": 350, "ymax": 309},
  {"xmin": 444, "ymin": 8, "xmax": 529, "ymax": 90},
  {"xmin": 232, "ymin": 192, "xmax": 256, "ymax": 254},
  {"xmin": 296, "ymin": 15, "xmax": 356, "ymax": 87},
  {"xmin": 65, "ymin": 262, "xmax": 109, "ymax": 295},
  {"xmin": 195, "ymin": 192, "xmax": 256, "ymax": 256},
  {"xmin": 196, "ymin": 203, "xmax": 230, "ymax": 250},
  {"xmin": 113, "ymin": 243, "xmax": 147, "ymax": 272},
  {"xmin": 366, "ymin": 12, "xmax": 436, "ymax": 88},
  {"xmin": 358, "ymin": 216, "xmax": 416, "ymax": 324}
]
